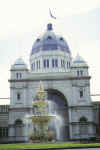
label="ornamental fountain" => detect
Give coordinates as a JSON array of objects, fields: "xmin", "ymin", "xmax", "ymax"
[{"xmin": 28, "ymin": 82, "xmax": 56, "ymax": 142}]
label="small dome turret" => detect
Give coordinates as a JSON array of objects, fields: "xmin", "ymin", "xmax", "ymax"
[
  {"xmin": 72, "ymin": 54, "xmax": 88, "ymax": 67},
  {"xmin": 71, "ymin": 54, "xmax": 89, "ymax": 77},
  {"xmin": 11, "ymin": 58, "xmax": 28, "ymax": 70}
]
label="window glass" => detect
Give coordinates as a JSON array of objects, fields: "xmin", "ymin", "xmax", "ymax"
[
  {"xmin": 20, "ymin": 73, "xmax": 22, "ymax": 78},
  {"xmin": 63, "ymin": 60, "xmax": 65, "ymax": 68},
  {"xmin": 39, "ymin": 60, "xmax": 40, "ymax": 69},
  {"xmin": 69, "ymin": 62, "xmax": 70, "ymax": 68},
  {"xmin": 44, "ymin": 59, "xmax": 49, "ymax": 68},
  {"xmin": 31, "ymin": 64, "xmax": 33, "ymax": 70},
  {"xmin": 47, "ymin": 59, "xmax": 49, "ymax": 68},
  {"xmin": 16, "ymin": 73, "xmax": 22, "ymax": 79},
  {"xmin": 52, "ymin": 59, "xmax": 58, "ymax": 68},
  {"xmin": 47, "ymin": 36, "xmax": 52, "ymax": 40},
  {"xmin": 55, "ymin": 59, "xmax": 58, "ymax": 67},
  {"xmin": 17, "ymin": 93, "xmax": 21, "ymax": 100},
  {"xmin": 77, "ymin": 71, "xmax": 79, "ymax": 76},
  {"xmin": 0, "ymin": 127, "xmax": 8, "ymax": 137},
  {"xmin": 80, "ymin": 90, "xmax": 83, "ymax": 98},
  {"xmin": 33, "ymin": 62, "xmax": 35, "ymax": 70},
  {"xmin": 61, "ymin": 59, "xmax": 65, "ymax": 68},
  {"xmin": 80, "ymin": 70, "xmax": 83, "ymax": 76},
  {"xmin": 16, "ymin": 73, "xmax": 19, "ymax": 79},
  {"xmin": 52, "ymin": 59, "xmax": 55, "ymax": 68},
  {"xmin": 44, "ymin": 59, "xmax": 46, "ymax": 68},
  {"xmin": 36, "ymin": 61, "xmax": 38, "ymax": 69},
  {"xmin": 67, "ymin": 62, "xmax": 68, "ymax": 68}
]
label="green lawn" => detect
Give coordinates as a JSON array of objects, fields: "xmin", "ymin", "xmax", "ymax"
[{"xmin": 0, "ymin": 142, "xmax": 100, "ymax": 149}]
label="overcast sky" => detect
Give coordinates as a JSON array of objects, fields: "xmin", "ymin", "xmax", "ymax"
[{"xmin": 0, "ymin": 0, "xmax": 100, "ymax": 104}]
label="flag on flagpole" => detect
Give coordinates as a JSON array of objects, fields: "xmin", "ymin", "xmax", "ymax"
[{"xmin": 49, "ymin": 8, "xmax": 56, "ymax": 19}]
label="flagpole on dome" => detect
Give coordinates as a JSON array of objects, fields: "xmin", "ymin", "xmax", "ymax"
[{"xmin": 49, "ymin": 8, "xmax": 56, "ymax": 20}]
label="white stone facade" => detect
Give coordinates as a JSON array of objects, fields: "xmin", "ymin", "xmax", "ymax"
[{"xmin": 7, "ymin": 23, "xmax": 96, "ymax": 142}]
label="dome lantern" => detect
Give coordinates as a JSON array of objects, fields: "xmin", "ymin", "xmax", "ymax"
[{"xmin": 47, "ymin": 23, "xmax": 53, "ymax": 31}]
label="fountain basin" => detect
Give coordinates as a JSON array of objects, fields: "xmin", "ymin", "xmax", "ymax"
[{"xmin": 28, "ymin": 115, "xmax": 55, "ymax": 123}]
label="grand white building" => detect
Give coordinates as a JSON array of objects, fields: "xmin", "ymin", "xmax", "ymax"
[{"xmin": 0, "ymin": 23, "xmax": 100, "ymax": 143}]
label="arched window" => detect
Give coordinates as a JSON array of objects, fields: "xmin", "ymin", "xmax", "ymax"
[
  {"xmin": 36, "ymin": 60, "xmax": 41, "ymax": 69},
  {"xmin": 16, "ymin": 73, "xmax": 22, "ymax": 79},
  {"xmin": 67, "ymin": 62, "xmax": 69, "ymax": 68},
  {"xmin": 77, "ymin": 70, "xmax": 84, "ymax": 76},
  {"xmin": 60, "ymin": 37, "xmax": 64, "ymax": 41},
  {"xmin": 79, "ymin": 117, "xmax": 87, "ymax": 123},
  {"xmin": 69, "ymin": 62, "xmax": 70, "ymax": 68},
  {"xmin": 17, "ymin": 93, "xmax": 21, "ymax": 100},
  {"xmin": 79, "ymin": 117, "xmax": 88, "ymax": 138},
  {"xmin": 80, "ymin": 90, "xmax": 83, "ymax": 98},
  {"xmin": 77, "ymin": 70, "xmax": 79, "ymax": 76},
  {"xmin": 33, "ymin": 62, "xmax": 35, "ymax": 70},
  {"xmin": 39, "ymin": 60, "xmax": 40, "ymax": 69},
  {"xmin": 36, "ymin": 61, "xmax": 38, "ymax": 69},
  {"xmin": 80, "ymin": 70, "xmax": 83, "ymax": 76},
  {"xmin": 15, "ymin": 119, "xmax": 23, "ymax": 137},
  {"xmin": 47, "ymin": 36, "xmax": 52, "ymax": 40},
  {"xmin": 15, "ymin": 120, "xmax": 23, "ymax": 125},
  {"xmin": 52, "ymin": 59, "xmax": 58, "ymax": 68},
  {"xmin": 36, "ymin": 38, "xmax": 40, "ymax": 42},
  {"xmin": 44, "ymin": 59, "xmax": 49, "ymax": 68},
  {"xmin": 61, "ymin": 60, "xmax": 65, "ymax": 68}
]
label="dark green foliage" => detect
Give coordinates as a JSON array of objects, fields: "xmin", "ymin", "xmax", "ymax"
[{"xmin": 89, "ymin": 136, "xmax": 96, "ymax": 141}]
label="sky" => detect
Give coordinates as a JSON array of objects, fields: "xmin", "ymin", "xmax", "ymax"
[{"xmin": 0, "ymin": 0, "xmax": 100, "ymax": 104}]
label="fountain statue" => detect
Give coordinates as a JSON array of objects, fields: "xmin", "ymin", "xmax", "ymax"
[{"xmin": 28, "ymin": 82, "xmax": 55, "ymax": 143}]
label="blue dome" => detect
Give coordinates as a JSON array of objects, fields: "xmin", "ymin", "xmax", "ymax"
[{"xmin": 31, "ymin": 23, "xmax": 71, "ymax": 55}]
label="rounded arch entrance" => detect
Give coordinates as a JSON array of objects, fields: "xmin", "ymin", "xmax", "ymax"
[{"xmin": 46, "ymin": 88, "xmax": 69, "ymax": 141}]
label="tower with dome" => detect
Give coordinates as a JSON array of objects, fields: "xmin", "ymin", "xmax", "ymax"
[{"xmin": 1, "ymin": 23, "xmax": 97, "ymax": 143}]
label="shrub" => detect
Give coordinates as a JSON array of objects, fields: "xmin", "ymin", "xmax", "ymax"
[
  {"xmin": 29, "ymin": 132, "xmax": 36, "ymax": 141},
  {"xmin": 89, "ymin": 136, "xmax": 96, "ymax": 141},
  {"xmin": 29, "ymin": 130, "xmax": 55, "ymax": 143},
  {"xmin": 47, "ymin": 130, "xmax": 55, "ymax": 142}
]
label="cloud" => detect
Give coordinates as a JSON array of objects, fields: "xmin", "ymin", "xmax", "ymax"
[{"xmin": 0, "ymin": 0, "xmax": 99, "ymax": 38}]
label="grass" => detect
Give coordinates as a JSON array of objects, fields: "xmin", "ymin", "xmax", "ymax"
[{"xmin": 0, "ymin": 142, "xmax": 100, "ymax": 149}]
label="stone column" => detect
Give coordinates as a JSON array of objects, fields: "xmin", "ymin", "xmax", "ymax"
[
  {"xmin": 68, "ymin": 107, "xmax": 72, "ymax": 139},
  {"xmin": 8, "ymin": 125, "xmax": 15, "ymax": 142}
]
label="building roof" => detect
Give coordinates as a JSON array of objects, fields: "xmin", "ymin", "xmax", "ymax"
[{"xmin": 31, "ymin": 23, "xmax": 71, "ymax": 55}]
